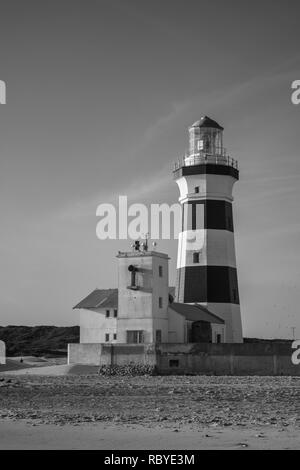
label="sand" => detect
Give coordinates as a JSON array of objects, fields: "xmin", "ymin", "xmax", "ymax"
[
  {"xmin": 0, "ymin": 370, "xmax": 299, "ymax": 449},
  {"xmin": 0, "ymin": 363, "xmax": 99, "ymax": 375},
  {"xmin": 0, "ymin": 420, "xmax": 299, "ymax": 449}
]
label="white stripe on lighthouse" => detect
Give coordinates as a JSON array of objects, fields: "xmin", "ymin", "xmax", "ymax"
[{"xmin": 177, "ymin": 229, "xmax": 237, "ymax": 269}]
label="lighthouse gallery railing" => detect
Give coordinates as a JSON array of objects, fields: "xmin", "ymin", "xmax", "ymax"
[{"xmin": 173, "ymin": 150, "xmax": 238, "ymax": 171}]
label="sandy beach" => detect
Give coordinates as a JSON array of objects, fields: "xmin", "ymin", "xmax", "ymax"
[
  {"xmin": 0, "ymin": 359, "xmax": 299, "ymax": 449},
  {"xmin": 0, "ymin": 420, "xmax": 299, "ymax": 450}
]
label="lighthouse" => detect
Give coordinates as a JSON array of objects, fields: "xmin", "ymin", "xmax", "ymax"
[{"xmin": 173, "ymin": 116, "xmax": 243, "ymax": 343}]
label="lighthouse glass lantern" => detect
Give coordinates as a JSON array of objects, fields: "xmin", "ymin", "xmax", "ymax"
[{"xmin": 186, "ymin": 116, "xmax": 226, "ymax": 166}]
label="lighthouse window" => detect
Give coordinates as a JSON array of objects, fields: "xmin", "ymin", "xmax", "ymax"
[
  {"xmin": 193, "ymin": 252, "xmax": 200, "ymax": 263},
  {"xmin": 159, "ymin": 297, "xmax": 163, "ymax": 308},
  {"xmin": 159, "ymin": 265, "xmax": 163, "ymax": 277}
]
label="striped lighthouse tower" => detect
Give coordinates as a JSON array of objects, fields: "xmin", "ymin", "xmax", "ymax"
[{"xmin": 173, "ymin": 116, "xmax": 243, "ymax": 343}]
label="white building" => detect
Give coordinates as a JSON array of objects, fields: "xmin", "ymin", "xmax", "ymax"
[
  {"xmin": 0, "ymin": 340, "xmax": 6, "ymax": 365},
  {"xmin": 73, "ymin": 245, "xmax": 225, "ymax": 346}
]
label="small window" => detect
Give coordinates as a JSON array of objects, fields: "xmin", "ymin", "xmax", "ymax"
[
  {"xmin": 195, "ymin": 186, "xmax": 199, "ymax": 194},
  {"xmin": 169, "ymin": 359, "xmax": 179, "ymax": 368},
  {"xmin": 105, "ymin": 310, "xmax": 110, "ymax": 318},
  {"xmin": 198, "ymin": 140, "xmax": 204, "ymax": 150},
  {"xmin": 159, "ymin": 265, "xmax": 163, "ymax": 277},
  {"xmin": 193, "ymin": 252, "xmax": 199, "ymax": 263},
  {"xmin": 216, "ymin": 334, "xmax": 222, "ymax": 344},
  {"xmin": 113, "ymin": 333, "xmax": 117, "ymax": 340},
  {"xmin": 159, "ymin": 297, "xmax": 163, "ymax": 308},
  {"xmin": 105, "ymin": 333, "xmax": 110, "ymax": 342},
  {"xmin": 114, "ymin": 309, "xmax": 118, "ymax": 318},
  {"xmin": 156, "ymin": 330, "xmax": 162, "ymax": 343}
]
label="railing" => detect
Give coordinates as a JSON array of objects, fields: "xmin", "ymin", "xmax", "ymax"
[{"xmin": 173, "ymin": 151, "xmax": 238, "ymax": 171}]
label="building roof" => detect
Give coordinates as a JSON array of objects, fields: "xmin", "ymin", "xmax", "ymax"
[
  {"xmin": 73, "ymin": 287, "xmax": 176, "ymax": 310},
  {"xmin": 169, "ymin": 302, "xmax": 224, "ymax": 324},
  {"xmin": 190, "ymin": 116, "xmax": 224, "ymax": 131},
  {"xmin": 73, "ymin": 288, "xmax": 118, "ymax": 309}
]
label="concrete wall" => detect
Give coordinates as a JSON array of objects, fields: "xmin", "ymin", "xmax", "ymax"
[
  {"xmin": 80, "ymin": 309, "xmax": 117, "ymax": 343},
  {"xmin": 68, "ymin": 342, "xmax": 156, "ymax": 366},
  {"xmin": 156, "ymin": 343, "xmax": 300, "ymax": 376},
  {"xmin": 68, "ymin": 343, "xmax": 102, "ymax": 364},
  {"xmin": 68, "ymin": 341, "xmax": 300, "ymax": 376},
  {"xmin": 0, "ymin": 340, "xmax": 5, "ymax": 365}
]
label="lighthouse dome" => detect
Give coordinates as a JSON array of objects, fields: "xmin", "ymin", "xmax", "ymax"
[{"xmin": 190, "ymin": 116, "xmax": 224, "ymax": 131}]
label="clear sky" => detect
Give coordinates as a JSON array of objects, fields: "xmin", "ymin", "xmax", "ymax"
[{"xmin": 0, "ymin": 0, "xmax": 299, "ymax": 338}]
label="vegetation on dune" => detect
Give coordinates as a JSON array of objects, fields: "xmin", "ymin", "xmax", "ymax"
[{"xmin": 0, "ymin": 325, "xmax": 79, "ymax": 356}]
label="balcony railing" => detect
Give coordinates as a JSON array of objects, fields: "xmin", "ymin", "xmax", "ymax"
[{"xmin": 173, "ymin": 151, "xmax": 238, "ymax": 172}]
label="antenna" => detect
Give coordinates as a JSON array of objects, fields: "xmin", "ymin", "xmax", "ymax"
[
  {"xmin": 291, "ymin": 327, "xmax": 296, "ymax": 340},
  {"xmin": 141, "ymin": 232, "xmax": 150, "ymax": 251}
]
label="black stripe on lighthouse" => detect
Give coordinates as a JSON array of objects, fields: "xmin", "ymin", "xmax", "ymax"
[
  {"xmin": 176, "ymin": 266, "xmax": 240, "ymax": 304},
  {"xmin": 183, "ymin": 200, "xmax": 234, "ymax": 232}
]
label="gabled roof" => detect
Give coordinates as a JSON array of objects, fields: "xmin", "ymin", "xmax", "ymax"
[
  {"xmin": 169, "ymin": 302, "xmax": 224, "ymax": 324},
  {"xmin": 73, "ymin": 289, "xmax": 118, "ymax": 309},
  {"xmin": 190, "ymin": 116, "xmax": 224, "ymax": 131},
  {"xmin": 73, "ymin": 287, "xmax": 176, "ymax": 310}
]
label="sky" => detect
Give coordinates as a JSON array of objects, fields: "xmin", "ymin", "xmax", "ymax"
[{"xmin": 0, "ymin": 0, "xmax": 299, "ymax": 338}]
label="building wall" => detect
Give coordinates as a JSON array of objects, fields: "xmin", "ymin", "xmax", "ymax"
[
  {"xmin": 167, "ymin": 308, "xmax": 186, "ymax": 343},
  {"xmin": 117, "ymin": 251, "xmax": 169, "ymax": 343},
  {"xmin": 80, "ymin": 308, "xmax": 117, "ymax": 344},
  {"xmin": 68, "ymin": 343, "xmax": 156, "ymax": 366},
  {"xmin": 0, "ymin": 340, "xmax": 5, "ymax": 365},
  {"xmin": 67, "ymin": 342, "xmax": 300, "ymax": 376},
  {"xmin": 202, "ymin": 303, "xmax": 242, "ymax": 343},
  {"xmin": 211, "ymin": 323, "xmax": 226, "ymax": 343}
]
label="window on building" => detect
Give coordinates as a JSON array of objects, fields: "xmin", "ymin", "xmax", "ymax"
[
  {"xmin": 114, "ymin": 309, "xmax": 118, "ymax": 318},
  {"xmin": 126, "ymin": 330, "xmax": 144, "ymax": 344},
  {"xmin": 169, "ymin": 359, "xmax": 179, "ymax": 368},
  {"xmin": 193, "ymin": 252, "xmax": 199, "ymax": 263},
  {"xmin": 113, "ymin": 333, "xmax": 117, "ymax": 340},
  {"xmin": 195, "ymin": 186, "xmax": 199, "ymax": 194},
  {"xmin": 159, "ymin": 297, "xmax": 163, "ymax": 308},
  {"xmin": 105, "ymin": 333, "xmax": 110, "ymax": 342},
  {"xmin": 159, "ymin": 265, "xmax": 163, "ymax": 277},
  {"xmin": 198, "ymin": 140, "xmax": 204, "ymax": 150},
  {"xmin": 156, "ymin": 330, "xmax": 162, "ymax": 343},
  {"xmin": 106, "ymin": 310, "xmax": 110, "ymax": 318},
  {"xmin": 216, "ymin": 334, "xmax": 222, "ymax": 344}
]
